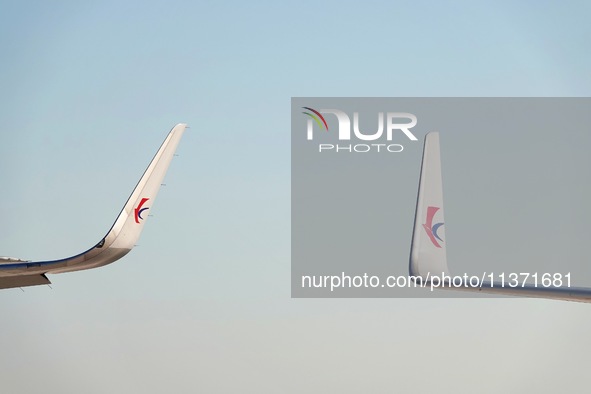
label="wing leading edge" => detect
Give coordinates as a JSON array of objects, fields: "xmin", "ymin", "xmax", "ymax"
[
  {"xmin": 0, "ymin": 123, "xmax": 187, "ymax": 290},
  {"xmin": 410, "ymin": 132, "xmax": 591, "ymax": 303}
]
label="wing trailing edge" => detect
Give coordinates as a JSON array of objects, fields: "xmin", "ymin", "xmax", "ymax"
[{"xmin": 0, "ymin": 274, "xmax": 50, "ymax": 290}]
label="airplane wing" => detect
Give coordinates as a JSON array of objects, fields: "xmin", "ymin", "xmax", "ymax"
[
  {"xmin": 0, "ymin": 123, "xmax": 187, "ymax": 290},
  {"xmin": 410, "ymin": 132, "xmax": 591, "ymax": 303}
]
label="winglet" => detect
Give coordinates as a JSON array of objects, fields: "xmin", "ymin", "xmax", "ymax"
[
  {"xmin": 107, "ymin": 123, "xmax": 187, "ymax": 251},
  {"xmin": 9, "ymin": 123, "xmax": 188, "ymax": 278},
  {"xmin": 409, "ymin": 132, "xmax": 450, "ymax": 278},
  {"xmin": 0, "ymin": 124, "xmax": 187, "ymax": 288}
]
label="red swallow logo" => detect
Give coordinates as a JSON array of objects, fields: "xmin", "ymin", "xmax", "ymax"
[
  {"xmin": 134, "ymin": 198, "xmax": 150, "ymax": 224},
  {"xmin": 423, "ymin": 206, "xmax": 444, "ymax": 248}
]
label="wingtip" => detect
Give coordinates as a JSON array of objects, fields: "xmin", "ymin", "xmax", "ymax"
[{"xmin": 409, "ymin": 129, "xmax": 449, "ymax": 278}]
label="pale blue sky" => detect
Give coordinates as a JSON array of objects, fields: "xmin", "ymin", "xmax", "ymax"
[{"xmin": 1, "ymin": 1, "xmax": 591, "ymax": 392}]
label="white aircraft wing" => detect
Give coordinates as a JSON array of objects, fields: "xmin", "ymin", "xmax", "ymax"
[
  {"xmin": 410, "ymin": 132, "xmax": 591, "ymax": 303},
  {"xmin": 0, "ymin": 123, "xmax": 187, "ymax": 290}
]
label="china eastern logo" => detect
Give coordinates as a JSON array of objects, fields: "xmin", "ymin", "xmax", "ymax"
[
  {"xmin": 302, "ymin": 106, "xmax": 418, "ymax": 153},
  {"xmin": 134, "ymin": 198, "xmax": 150, "ymax": 224},
  {"xmin": 423, "ymin": 206, "xmax": 444, "ymax": 248}
]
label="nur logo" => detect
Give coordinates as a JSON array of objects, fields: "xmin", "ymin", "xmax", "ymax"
[
  {"xmin": 423, "ymin": 206, "xmax": 444, "ymax": 248},
  {"xmin": 302, "ymin": 106, "xmax": 417, "ymax": 141},
  {"xmin": 134, "ymin": 198, "xmax": 150, "ymax": 224},
  {"xmin": 301, "ymin": 106, "xmax": 418, "ymax": 153}
]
